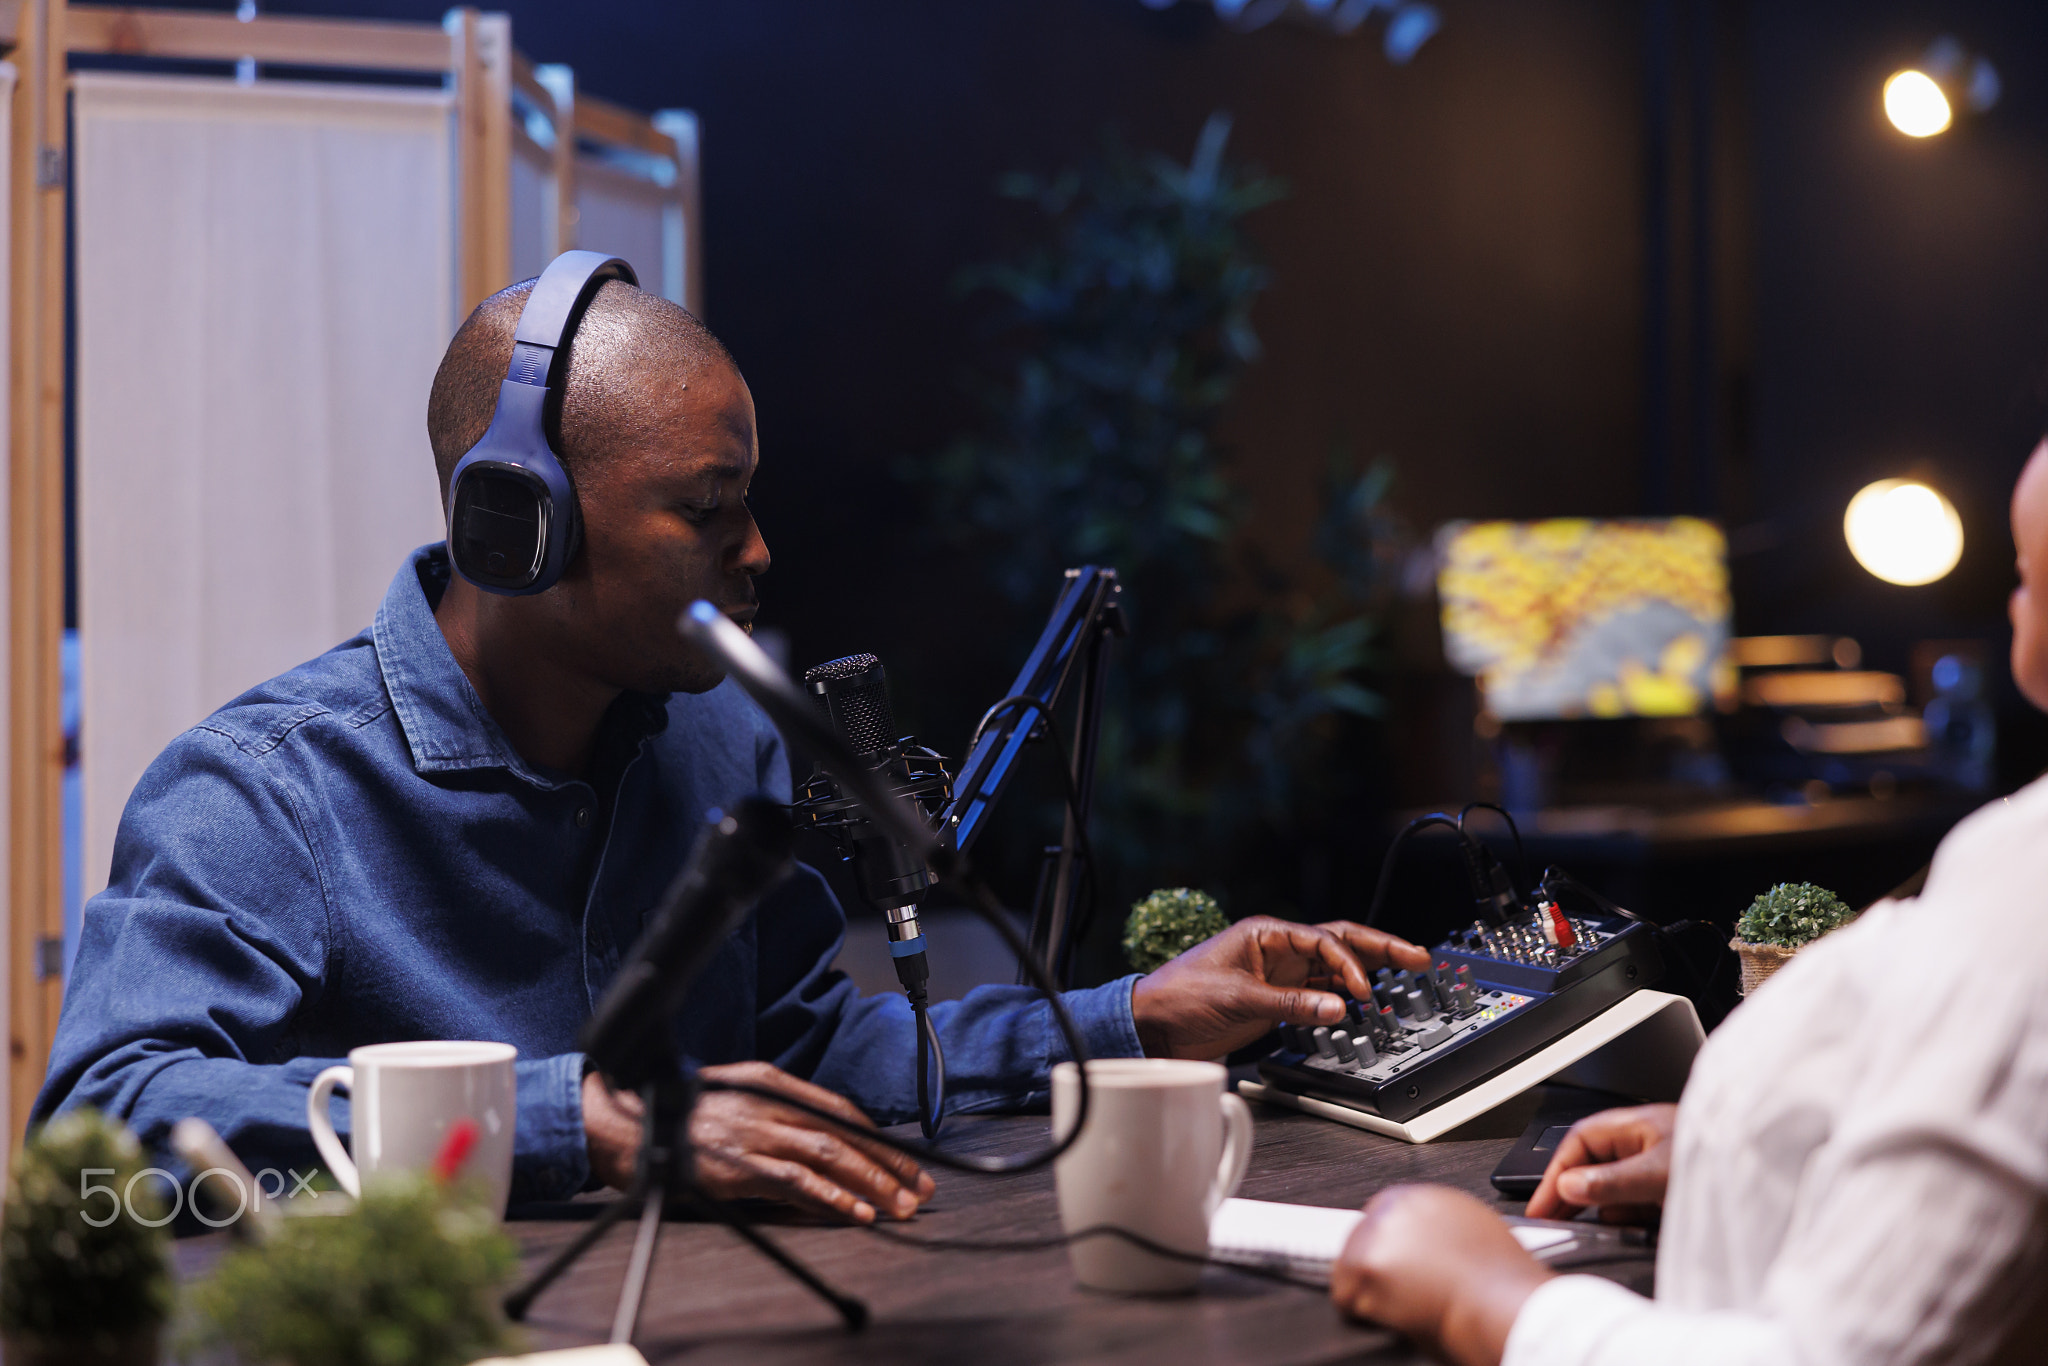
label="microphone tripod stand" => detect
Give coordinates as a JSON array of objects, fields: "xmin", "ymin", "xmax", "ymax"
[
  {"xmin": 503, "ymin": 1046, "xmax": 867, "ymax": 1340},
  {"xmin": 503, "ymin": 798, "xmax": 866, "ymax": 1340}
]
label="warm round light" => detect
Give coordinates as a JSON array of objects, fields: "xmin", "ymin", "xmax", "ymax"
[
  {"xmin": 1884, "ymin": 69, "xmax": 1953, "ymax": 137},
  {"xmin": 1844, "ymin": 479, "xmax": 1963, "ymax": 586}
]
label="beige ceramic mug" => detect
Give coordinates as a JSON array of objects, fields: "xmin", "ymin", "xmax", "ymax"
[
  {"xmin": 1051, "ymin": 1058, "xmax": 1254, "ymax": 1293},
  {"xmin": 306, "ymin": 1040, "xmax": 518, "ymax": 1217}
]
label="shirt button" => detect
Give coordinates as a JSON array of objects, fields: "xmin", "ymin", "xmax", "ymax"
[{"xmin": 574, "ymin": 806, "xmax": 592, "ymax": 828}]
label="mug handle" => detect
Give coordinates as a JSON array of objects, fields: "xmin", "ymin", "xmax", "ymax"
[
  {"xmin": 306, "ymin": 1065, "xmax": 361, "ymax": 1198},
  {"xmin": 1207, "ymin": 1091, "xmax": 1255, "ymax": 1215}
]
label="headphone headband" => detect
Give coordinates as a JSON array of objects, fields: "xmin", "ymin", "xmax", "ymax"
[{"xmin": 508, "ymin": 251, "xmax": 640, "ymax": 425}]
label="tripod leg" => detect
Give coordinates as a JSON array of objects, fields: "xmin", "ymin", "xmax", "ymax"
[
  {"xmin": 610, "ymin": 1175, "xmax": 667, "ymax": 1345},
  {"xmin": 679, "ymin": 1185, "xmax": 869, "ymax": 1331},
  {"xmin": 502, "ymin": 1173, "xmax": 649, "ymax": 1321}
]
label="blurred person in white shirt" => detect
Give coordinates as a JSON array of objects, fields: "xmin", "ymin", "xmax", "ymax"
[{"xmin": 1329, "ymin": 441, "xmax": 2048, "ymax": 1366}]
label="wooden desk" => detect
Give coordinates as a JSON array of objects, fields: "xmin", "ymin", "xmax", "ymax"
[{"xmin": 494, "ymin": 1102, "xmax": 1651, "ymax": 1365}]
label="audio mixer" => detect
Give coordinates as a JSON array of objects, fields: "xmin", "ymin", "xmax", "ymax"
[{"xmin": 1257, "ymin": 902, "xmax": 1664, "ymax": 1123}]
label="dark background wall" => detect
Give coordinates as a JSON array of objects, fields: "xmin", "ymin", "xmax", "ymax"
[
  {"xmin": 1740, "ymin": 0, "xmax": 2048, "ymax": 782},
  {"xmin": 232, "ymin": 0, "xmax": 1655, "ymax": 727},
  {"xmin": 177, "ymin": 0, "xmax": 2048, "ymax": 807}
]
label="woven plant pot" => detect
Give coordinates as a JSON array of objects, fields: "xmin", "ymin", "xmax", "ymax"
[{"xmin": 1731, "ymin": 937, "xmax": 1800, "ymax": 995}]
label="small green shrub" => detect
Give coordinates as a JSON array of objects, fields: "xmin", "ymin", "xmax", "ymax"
[
  {"xmin": 189, "ymin": 1176, "xmax": 518, "ymax": 1366},
  {"xmin": 1735, "ymin": 882, "xmax": 1855, "ymax": 949},
  {"xmin": 1124, "ymin": 887, "xmax": 1230, "ymax": 972},
  {"xmin": 0, "ymin": 1109, "xmax": 172, "ymax": 1348}
]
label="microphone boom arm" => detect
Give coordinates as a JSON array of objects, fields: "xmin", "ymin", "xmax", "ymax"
[
  {"xmin": 682, "ymin": 568, "xmax": 1124, "ymax": 987},
  {"xmin": 938, "ymin": 568, "xmax": 1125, "ymax": 984}
]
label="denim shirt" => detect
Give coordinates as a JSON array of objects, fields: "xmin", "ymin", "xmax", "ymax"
[{"xmin": 35, "ymin": 545, "xmax": 1143, "ymax": 1201}]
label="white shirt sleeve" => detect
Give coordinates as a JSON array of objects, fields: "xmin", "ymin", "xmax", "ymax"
[{"xmin": 1503, "ymin": 1276, "xmax": 1791, "ymax": 1366}]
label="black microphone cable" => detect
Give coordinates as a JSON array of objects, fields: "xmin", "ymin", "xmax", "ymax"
[
  {"xmin": 666, "ymin": 858, "xmax": 1099, "ymax": 1175},
  {"xmin": 1458, "ymin": 801, "xmax": 1529, "ymax": 897},
  {"xmin": 1362, "ymin": 812, "xmax": 1466, "ymax": 931},
  {"xmin": 1363, "ymin": 807, "xmax": 1530, "ymax": 935}
]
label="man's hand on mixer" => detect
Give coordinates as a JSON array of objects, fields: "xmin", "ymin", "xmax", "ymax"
[
  {"xmin": 1331, "ymin": 1184, "xmax": 1551, "ymax": 1366},
  {"xmin": 1524, "ymin": 1103, "xmax": 1677, "ymax": 1224},
  {"xmin": 1131, "ymin": 917, "xmax": 1431, "ymax": 1059},
  {"xmin": 582, "ymin": 1063, "xmax": 934, "ymax": 1223}
]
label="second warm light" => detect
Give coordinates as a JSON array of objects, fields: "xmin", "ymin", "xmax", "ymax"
[
  {"xmin": 1884, "ymin": 69, "xmax": 1953, "ymax": 137},
  {"xmin": 1844, "ymin": 479, "xmax": 1963, "ymax": 586}
]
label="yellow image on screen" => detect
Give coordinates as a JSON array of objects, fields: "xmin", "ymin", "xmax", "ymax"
[{"xmin": 1436, "ymin": 518, "xmax": 1731, "ymax": 721}]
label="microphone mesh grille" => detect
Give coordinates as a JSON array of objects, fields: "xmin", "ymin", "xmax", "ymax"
[
  {"xmin": 803, "ymin": 654, "xmax": 895, "ymax": 758},
  {"xmin": 804, "ymin": 653, "xmax": 881, "ymax": 681}
]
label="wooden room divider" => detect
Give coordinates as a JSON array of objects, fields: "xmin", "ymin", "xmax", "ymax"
[{"xmin": 1, "ymin": 1, "xmax": 703, "ymax": 1146}]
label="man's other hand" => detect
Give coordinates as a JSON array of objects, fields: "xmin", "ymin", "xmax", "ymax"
[
  {"xmin": 581, "ymin": 1062, "xmax": 935, "ymax": 1223},
  {"xmin": 1331, "ymin": 1185, "xmax": 1550, "ymax": 1366},
  {"xmin": 1130, "ymin": 917, "xmax": 1431, "ymax": 1059},
  {"xmin": 1523, "ymin": 1102, "xmax": 1676, "ymax": 1224}
]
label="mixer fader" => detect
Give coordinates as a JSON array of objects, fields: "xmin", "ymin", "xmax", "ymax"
[{"xmin": 1259, "ymin": 903, "xmax": 1663, "ymax": 1123}]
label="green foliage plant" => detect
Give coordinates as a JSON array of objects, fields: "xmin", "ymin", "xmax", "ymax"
[
  {"xmin": 1735, "ymin": 882, "xmax": 1855, "ymax": 949},
  {"xmin": 190, "ymin": 1176, "xmax": 518, "ymax": 1366},
  {"xmin": 1124, "ymin": 887, "xmax": 1230, "ymax": 972},
  {"xmin": 0, "ymin": 1109, "xmax": 172, "ymax": 1356},
  {"xmin": 922, "ymin": 112, "xmax": 1399, "ymax": 922}
]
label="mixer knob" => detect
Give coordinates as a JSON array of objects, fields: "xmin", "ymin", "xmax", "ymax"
[
  {"xmin": 1402, "ymin": 987, "xmax": 1431, "ymax": 1020},
  {"xmin": 1330, "ymin": 1029, "xmax": 1359, "ymax": 1064},
  {"xmin": 1311, "ymin": 1026, "xmax": 1337, "ymax": 1058}
]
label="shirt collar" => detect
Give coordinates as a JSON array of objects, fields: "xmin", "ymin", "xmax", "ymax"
[{"xmin": 372, "ymin": 544, "xmax": 670, "ymax": 785}]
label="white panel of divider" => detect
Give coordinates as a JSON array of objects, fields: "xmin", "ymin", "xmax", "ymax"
[{"xmin": 74, "ymin": 73, "xmax": 453, "ymax": 901}]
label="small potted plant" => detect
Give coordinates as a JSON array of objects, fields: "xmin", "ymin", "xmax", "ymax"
[
  {"xmin": 1124, "ymin": 887, "xmax": 1230, "ymax": 972},
  {"xmin": 1731, "ymin": 881, "xmax": 1855, "ymax": 995},
  {"xmin": 189, "ymin": 1173, "xmax": 519, "ymax": 1366},
  {"xmin": 0, "ymin": 1109, "xmax": 173, "ymax": 1366}
]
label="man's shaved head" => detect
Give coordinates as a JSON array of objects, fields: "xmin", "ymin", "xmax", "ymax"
[{"xmin": 428, "ymin": 277, "xmax": 736, "ymax": 504}]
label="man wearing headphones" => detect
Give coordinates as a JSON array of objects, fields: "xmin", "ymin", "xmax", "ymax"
[{"xmin": 35, "ymin": 254, "xmax": 1430, "ymax": 1218}]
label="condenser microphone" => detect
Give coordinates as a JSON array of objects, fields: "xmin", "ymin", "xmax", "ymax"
[
  {"xmin": 797, "ymin": 652, "xmax": 956, "ymax": 1138},
  {"xmin": 797, "ymin": 655, "xmax": 951, "ymax": 985}
]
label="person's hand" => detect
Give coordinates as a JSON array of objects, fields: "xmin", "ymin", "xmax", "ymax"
[
  {"xmin": 583, "ymin": 1069, "xmax": 647, "ymax": 1192},
  {"xmin": 1330, "ymin": 1185, "xmax": 1551, "ymax": 1366},
  {"xmin": 581, "ymin": 1062, "xmax": 935, "ymax": 1223},
  {"xmin": 1524, "ymin": 1103, "xmax": 1677, "ymax": 1224},
  {"xmin": 1130, "ymin": 917, "xmax": 1431, "ymax": 1059}
]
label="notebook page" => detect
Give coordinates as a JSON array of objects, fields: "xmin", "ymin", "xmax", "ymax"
[{"xmin": 1208, "ymin": 1197, "xmax": 1575, "ymax": 1282}]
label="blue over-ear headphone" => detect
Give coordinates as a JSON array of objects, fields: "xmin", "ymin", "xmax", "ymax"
[{"xmin": 446, "ymin": 250, "xmax": 640, "ymax": 595}]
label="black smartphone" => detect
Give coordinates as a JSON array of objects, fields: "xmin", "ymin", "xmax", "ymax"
[{"xmin": 1490, "ymin": 1085, "xmax": 1638, "ymax": 1198}]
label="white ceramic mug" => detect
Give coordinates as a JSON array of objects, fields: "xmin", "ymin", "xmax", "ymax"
[
  {"xmin": 306, "ymin": 1041, "xmax": 518, "ymax": 1217},
  {"xmin": 1051, "ymin": 1058, "xmax": 1254, "ymax": 1294}
]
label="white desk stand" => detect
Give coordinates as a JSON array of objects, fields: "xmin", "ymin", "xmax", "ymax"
[{"xmin": 1238, "ymin": 988, "xmax": 1705, "ymax": 1144}]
